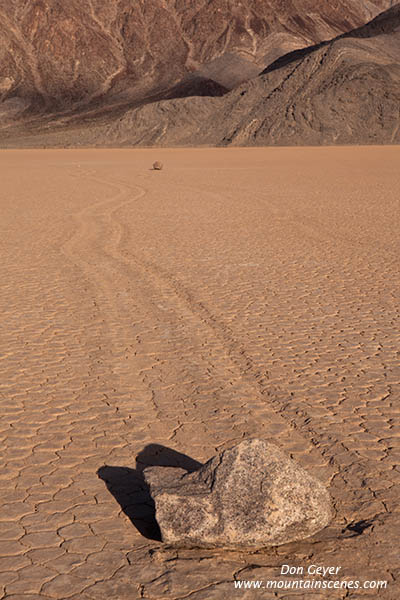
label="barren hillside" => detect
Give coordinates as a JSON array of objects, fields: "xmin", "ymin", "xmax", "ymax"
[
  {"xmin": 100, "ymin": 4, "xmax": 400, "ymax": 147},
  {"xmin": 0, "ymin": 0, "xmax": 397, "ymax": 146}
]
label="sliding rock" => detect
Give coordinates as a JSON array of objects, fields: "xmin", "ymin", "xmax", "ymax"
[{"xmin": 144, "ymin": 439, "xmax": 332, "ymax": 549}]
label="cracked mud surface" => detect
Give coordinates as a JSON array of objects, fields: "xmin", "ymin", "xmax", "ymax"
[{"xmin": 0, "ymin": 147, "xmax": 399, "ymax": 599}]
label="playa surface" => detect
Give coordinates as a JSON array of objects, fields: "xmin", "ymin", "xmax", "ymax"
[{"xmin": 1, "ymin": 147, "xmax": 399, "ymax": 599}]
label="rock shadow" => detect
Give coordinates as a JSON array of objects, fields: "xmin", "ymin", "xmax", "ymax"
[{"xmin": 97, "ymin": 444, "xmax": 202, "ymax": 541}]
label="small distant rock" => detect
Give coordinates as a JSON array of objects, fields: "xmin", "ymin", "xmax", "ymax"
[
  {"xmin": 144, "ymin": 439, "xmax": 332, "ymax": 549},
  {"xmin": 152, "ymin": 161, "xmax": 163, "ymax": 170}
]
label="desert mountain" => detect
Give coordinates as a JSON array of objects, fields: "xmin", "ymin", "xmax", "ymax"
[
  {"xmin": 0, "ymin": 0, "xmax": 397, "ymax": 146},
  {"xmin": 98, "ymin": 4, "xmax": 400, "ymax": 147}
]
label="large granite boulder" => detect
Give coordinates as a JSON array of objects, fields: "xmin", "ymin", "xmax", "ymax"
[{"xmin": 144, "ymin": 439, "xmax": 332, "ymax": 549}]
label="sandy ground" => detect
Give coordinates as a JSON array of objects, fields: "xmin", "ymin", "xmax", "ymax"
[{"xmin": 0, "ymin": 147, "xmax": 399, "ymax": 600}]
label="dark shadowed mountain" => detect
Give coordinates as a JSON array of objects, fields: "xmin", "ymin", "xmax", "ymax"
[{"xmin": 0, "ymin": 0, "xmax": 397, "ymax": 146}]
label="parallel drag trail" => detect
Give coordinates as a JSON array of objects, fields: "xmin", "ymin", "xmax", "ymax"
[
  {"xmin": 61, "ymin": 167, "xmax": 336, "ymax": 483},
  {"xmin": 49, "ymin": 163, "xmax": 397, "ymax": 597},
  {"xmin": 62, "ymin": 166, "xmax": 393, "ymax": 552}
]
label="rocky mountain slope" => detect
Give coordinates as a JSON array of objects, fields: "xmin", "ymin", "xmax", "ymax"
[
  {"xmin": 106, "ymin": 4, "xmax": 400, "ymax": 146},
  {"xmin": 99, "ymin": 4, "xmax": 400, "ymax": 147},
  {"xmin": 0, "ymin": 0, "xmax": 397, "ymax": 146}
]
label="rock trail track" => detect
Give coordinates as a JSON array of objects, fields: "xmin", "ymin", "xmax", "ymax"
[{"xmin": 0, "ymin": 147, "xmax": 399, "ymax": 599}]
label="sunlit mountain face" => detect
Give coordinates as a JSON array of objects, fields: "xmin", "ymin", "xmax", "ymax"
[{"xmin": 0, "ymin": 0, "xmax": 397, "ymax": 146}]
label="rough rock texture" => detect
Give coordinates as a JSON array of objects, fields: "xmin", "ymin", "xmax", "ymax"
[
  {"xmin": 144, "ymin": 439, "xmax": 333, "ymax": 549},
  {"xmin": 97, "ymin": 5, "xmax": 400, "ymax": 148},
  {"xmin": 0, "ymin": 0, "xmax": 394, "ymax": 144}
]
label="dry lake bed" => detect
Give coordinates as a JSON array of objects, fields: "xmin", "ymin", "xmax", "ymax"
[{"xmin": 1, "ymin": 147, "xmax": 399, "ymax": 599}]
